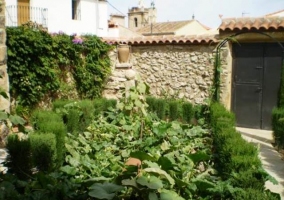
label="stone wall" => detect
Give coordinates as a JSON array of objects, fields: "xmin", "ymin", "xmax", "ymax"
[
  {"xmin": 0, "ymin": 1, "xmax": 9, "ymax": 112},
  {"xmin": 104, "ymin": 44, "xmax": 217, "ymax": 104}
]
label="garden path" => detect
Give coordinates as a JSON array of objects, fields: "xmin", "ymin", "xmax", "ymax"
[{"xmin": 237, "ymin": 127, "xmax": 284, "ymax": 200}]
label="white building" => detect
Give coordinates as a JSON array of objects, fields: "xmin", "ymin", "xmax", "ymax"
[{"xmin": 5, "ymin": 0, "xmax": 109, "ymax": 36}]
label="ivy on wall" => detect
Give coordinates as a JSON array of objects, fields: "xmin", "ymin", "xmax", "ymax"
[{"xmin": 6, "ymin": 24, "xmax": 113, "ymax": 107}]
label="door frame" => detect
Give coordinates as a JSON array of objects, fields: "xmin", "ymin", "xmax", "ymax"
[{"xmin": 214, "ymin": 31, "xmax": 284, "ymax": 129}]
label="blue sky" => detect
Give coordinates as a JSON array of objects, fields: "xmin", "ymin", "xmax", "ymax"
[{"xmin": 107, "ymin": 0, "xmax": 284, "ymax": 28}]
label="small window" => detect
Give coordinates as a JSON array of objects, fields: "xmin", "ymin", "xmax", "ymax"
[
  {"xmin": 72, "ymin": 0, "xmax": 81, "ymax": 20},
  {"xmin": 134, "ymin": 17, "xmax": 138, "ymax": 27}
]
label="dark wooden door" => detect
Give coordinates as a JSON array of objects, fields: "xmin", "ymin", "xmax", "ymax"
[{"xmin": 232, "ymin": 43, "xmax": 282, "ymax": 130}]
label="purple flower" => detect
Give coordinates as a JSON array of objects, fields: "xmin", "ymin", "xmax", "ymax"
[{"xmin": 72, "ymin": 37, "xmax": 83, "ymax": 44}]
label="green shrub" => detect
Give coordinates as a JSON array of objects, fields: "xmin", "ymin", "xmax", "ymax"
[
  {"xmin": 146, "ymin": 96, "xmax": 156, "ymax": 113},
  {"xmin": 155, "ymin": 98, "xmax": 167, "ymax": 120},
  {"xmin": 6, "ymin": 134, "xmax": 32, "ymax": 179},
  {"xmin": 182, "ymin": 102, "xmax": 194, "ymax": 124},
  {"xmin": 103, "ymin": 99, "xmax": 117, "ymax": 111},
  {"xmin": 272, "ymin": 107, "xmax": 284, "ymax": 148},
  {"xmin": 31, "ymin": 110, "xmax": 62, "ymax": 128},
  {"xmin": 210, "ymin": 102, "xmax": 267, "ymax": 191},
  {"xmin": 93, "ymin": 98, "xmax": 117, "ymax": 116},
  {"xmin": 66, "ymin": 108, "xmax": 81, "ymax": 135},
  {"xmin": 77, "ymin": 99, "xmax": 94, "ymax": 130},
  {"xmin": 52, "ymin": 99, "xmax": 73, "ymax": 111},
  {"xmin": 31, "ymin": 110, "xmax": 66, "ymax": 167},
  {"xmin": 168, "ymin": 100, "xmax": 180, "ymax": 121},
  {"xmin": 233, "ymin": 188, "xmax": 280, "ymax": 200},
  {"xmin": 30, "ymin": 133, "xmax": 57, "ymax": 172}
]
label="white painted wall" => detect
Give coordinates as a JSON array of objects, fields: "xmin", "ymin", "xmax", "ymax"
[{"xmin": 5, "ymin": 0, "xmax": 109, "ymax": 36}]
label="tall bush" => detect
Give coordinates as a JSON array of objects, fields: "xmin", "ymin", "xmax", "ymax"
[
  {"xmin": 168, "ymin": 100, "xmax": 180, "ymax": 121},
  {"xmin": 182, "ymin": 102, "xmax": 194, "ymax": 123},
  {"xmin": 31, "ymin": 110, "xmax": 66, "ymax": 167},
  {"xmin": 30, "ymin": 133, "xmax": 57, "ymax": 172},
  {"xmin": 6, "ymin": 134, "xmax": 32, "ymax": 179},
  {"xmin": 272, "ymin": 107, "xmax": 284, "ymax": 149}
]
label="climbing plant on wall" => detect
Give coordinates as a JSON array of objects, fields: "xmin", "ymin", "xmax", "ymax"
[{"xmin": 6, "ymin": 24, "xmax": 113, "ymax": 107}]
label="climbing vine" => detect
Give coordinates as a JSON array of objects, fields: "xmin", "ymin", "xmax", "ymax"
[{"xmin": 6, "ymin": 24, "xmax": 113, "ymax": 107}]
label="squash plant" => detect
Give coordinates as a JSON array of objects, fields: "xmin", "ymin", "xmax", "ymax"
[{"xmin": 61, "ymin": 80, "xmax": 222, "ymax": 199}]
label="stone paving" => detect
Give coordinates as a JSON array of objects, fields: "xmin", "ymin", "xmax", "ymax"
[{"xmin": 237, "ymin": 127, "xmax": 284, "ymax": 200}]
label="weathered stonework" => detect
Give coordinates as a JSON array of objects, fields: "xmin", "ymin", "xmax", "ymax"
[
  {"xmin": 0, "ymin": 1, "xmax": 9, "ymax": 112},
  {"xmin": 104, "ymin": 44, "xmax": 216, "ymax": 104},
  {"xmin": 219, "ymin": 43, "xmax": 233, "ymax": 110}
]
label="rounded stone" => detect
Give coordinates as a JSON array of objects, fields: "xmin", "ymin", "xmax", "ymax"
[{"xmin": 125, "ymin": 69, "xmax": 136, "ymax": 80}]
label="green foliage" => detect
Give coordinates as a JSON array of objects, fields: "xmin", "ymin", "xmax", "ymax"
[
  {"xmin": 6, "ymin": 134, "xmax": 32, "ymax": 179},
  {"xmin": 154, "ymin": 98, "xmax": 167, "ymax": 120},
  {"xmin": 209, "ymin": 102, "xmax": 273, "ymax": 195},
  {"xmin": 233, "ymin": 188, "xmax": 280, "ymax": 200},
  {"xmin": 7, "ymin": 26, "xmax": 113, "ymax": 107},
  {"xmin": 168, "ymin": 100, "xmax": 180, "ymax": 121},
  {"xmin": 93, "ymin": 98, "xmax": 117, "ymax": 116},
  {"xmin": 279, "ymin": 61, "xmax": 284, "ymax": 107},
  {"xmin": 182, "ymin": 102, "xmax": 194, "ymax": 124},
  {"xmin": 72, "ymin": 35, "xmax": 113, "ymax": 99},
  {"xmin": 272, "ymin": 107, "xmax": 284, "ymax": 149},
  {"xmin": 30, "ymin": 133, "xmax": 57, "ymax": 172},
  {"xmin": 7, "ymin": 26, "xmax": 60, "ymax": 106},
  {"xmin": 31, "ymin": 110, "xmax": 66, "ymax": 167}
]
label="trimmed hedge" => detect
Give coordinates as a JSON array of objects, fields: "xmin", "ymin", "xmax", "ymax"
[
  {"xmin": 31, "ymin": 110, "xmax": 67, "ymax": 167},
  {"xmin": 30, "ymin": 133, "xmax": 57, "ymax": 172},
  {"xmin": 210, "ymin": 102, "xmax": 270, "ymax": 192},
  {"xmin": 6, "ymin": 134, "xmax": 32, "ymax": 179},
  {"xmin": 272, "ymin": 107, "xmax": 284, "ymax": 149},
  {"xmin": 182, "ymin": 102, "xmax": 194, "ymax": 124}
]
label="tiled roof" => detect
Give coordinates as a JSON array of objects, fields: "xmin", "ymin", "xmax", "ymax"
[
  {"xmin": 103, "ymin": 34, "xmax": 218, "ymax": 45},
  {"xmin": 219, "ymin": 17, "xmax": 284, "ymax": 31},
  {"xmin": 265, "ymin": 9, "xmax": 284, "ymax": 17},
  {"xmin": 135, "ymin": 20, "xmax": 194, "ymax": 35}
]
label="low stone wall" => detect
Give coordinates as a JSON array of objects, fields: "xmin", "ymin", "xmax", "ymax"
[{"xmin": 104, "ymin": 44, "xmax": 216, "ymax": 104}]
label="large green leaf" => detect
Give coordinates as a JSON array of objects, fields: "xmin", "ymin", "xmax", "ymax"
[
  {"xmin": 136, "ymin": 176, "xmax": 163, "ymax": 190},
  {"xmin": 188, "ymin": 152, "xmax": 210, "ymax": 164},
  {"xmin": 88, "ymin": 183, "xmax": 123, "ymax": 200},
  {"xmin": 0, "ymin": 111, "xmax": 8, "ymax": 121},
  {"xmin": 160, "ymin": 189, "xmax": 185, "ymax": 200},
  {"xmin": 193, "ymin": 179, "xmax": 215, "ymax": 192},
  {"xmin": 157, "ymin": 157, "xmax": 174, "ymax": 171},
  {"xmin": 144, "ymin": 168, "xmax": 175, "ymax": 185},
  {"xmin": 130, "ymin": 151, "xmax": 155, "ymax": 161},
  {"xmin": 9, "ymin": 114, "xmax": 26, "ymax": 125},
  {"xmin": 149, "ymin": 192, "xmax": 159, "ymax": 200}
]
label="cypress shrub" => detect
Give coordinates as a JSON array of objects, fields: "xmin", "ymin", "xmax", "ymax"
[
  {"xmin": 77, "ymin": 99, "xmax": 94, "ymax": 130},
  {"xmin": 182, "ymin": 102, "xmax": 194, "ymax": 124},
  {"xmin": 66, "ymin": 108, "xmax": 81, "ymax": 135},
  {"xmin": 210, "ymin": 102, "xmax": 268, "ymax": 191},
  {"xmin": 52, "ymin": 99, "xmax": 73, "ymax": 111},
  {"xmin": 146, "ymin": 96, "xmax": 156, "ymax": 113},
  {"xmin": 155, "ymin": 98, "xmax": 166, "ymax": 120},
  {"xmin": 168, "ymin": 100, "xmax": 180, "ymax": 121},
  {"xmin": 30, "ymin": 133, "xmax": 57, "ymax": 172},
  {"xmin": 233, "ymin": 188, "xmax": 280, "ymax": 200},
  {"xmin": 93, "ymin": 98, "xmax": 105, "ymax": 116},
  {"xmin": 6, "ymin": 134, "xmax": 32, "ymax": 179},
  {"xmin": 103, "ymin": 99, "xmax": 117, "ymax": 111},
  {"xmin": 31, "ymin": 110, "xmax": 66, "ymax": 167},
  {"xmin": 272, "ymin": 107, "xmax": 284, "ymax": 148}
]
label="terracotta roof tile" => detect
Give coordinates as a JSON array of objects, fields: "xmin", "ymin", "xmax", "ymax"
[
  {"xmin": 135, "ymin": 20, "xmax": 194, "ymax": 35},
  {"xmin": 102, "ymin": 34, "xmax": 218, "ymax": 45},
  {"xmin": 219, "ymin": 17, "xmax": 284, "ymax": 31}
]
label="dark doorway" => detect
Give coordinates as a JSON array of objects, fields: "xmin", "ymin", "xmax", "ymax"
[{"xmin": 232, "ymin": 43, "xmax": 283, "ymax": 130}]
